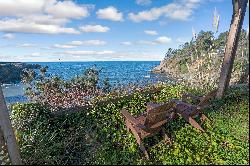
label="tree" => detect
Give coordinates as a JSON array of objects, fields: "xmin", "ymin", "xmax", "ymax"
[
  {"xmin": 196, "ymin": 31, "xmax": 215, "ymax": 53},
  {"xmin": 216, "ymin": 0, "xmax": 248, "ymax": 98}
]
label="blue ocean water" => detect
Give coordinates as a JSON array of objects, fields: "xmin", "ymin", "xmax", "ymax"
[
  {"xmin": 32, "ymin": 61, "xmax": 170, "ymax": 85},
  {"xmin": 4, "ymin": 61, "xmax": 171, "ymax": 105}
]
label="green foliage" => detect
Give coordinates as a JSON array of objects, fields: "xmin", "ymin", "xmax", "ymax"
[
  {"xmin": 102, "ymin": 77, "xmax": 111, "ymax": 92},
  {"xmin": 157, "ymin": 29, "xmax": 249, "ymax": 90},
  {"xmin": 195, "ymin": 31, "xmax": 215, "ymax": 53},
  {"xmin": 10, "ymin": 84, "xmax": 249, "ymax": 165},
  {"xmin": 21, "ymin": 66, "xmax": 111, "ymax": 110},
  {"xmin": 179, "ymin": 59, "xmax": 188, "ymax": 74},
  {"xmin": 214, "ymin": 31, "xmax": 228, "ymax": 49}
]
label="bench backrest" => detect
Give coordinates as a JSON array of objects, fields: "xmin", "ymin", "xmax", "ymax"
[
  {"xmin": 144, "ymin": 101, "xmax": 174, "ymax": 128},
  {"xmin": 198, "ymin": 89, "xmax": 217, "ymax": 107}
]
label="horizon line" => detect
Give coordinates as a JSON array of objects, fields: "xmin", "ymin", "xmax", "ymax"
[{"xmin": 0, "ymin": 60, "xmax": 162, "ymax": 63}]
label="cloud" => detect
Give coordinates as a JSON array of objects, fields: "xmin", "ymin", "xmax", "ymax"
[
  {"xmin": 21, "ymin": 14, "xmax": 69, "ymax": 25},
  {"xmin": 96, "ymin": 6, "xmax": 124, "ymax": 21},
  {"xmin": 144, "ymin": 30, "xmax": 158, "ymax": 35},
  {"xmin": 79, "ymin": 25, "xmax": 110, "ymax": 33},
  {"xmin": 44, "ymin": 1, "xmax": 90, "ymax": 19},
  {"xmin": 0, "ymin": 0, "xmax": 91, "ymax": 34},
  {"xmin": 154, "ymin": 36, "xmax": 171, "ymax": 44},
  {"xmin": 0, "ymin": 0, "xmax": 45, "ymax": 17},
  {"xmin": 81, "ymin": 40, "xmax": 107, "ymax": 46},
  {"xmin": 62, "ymin": 50, "xmax": 115, "ymax": 55},
  {"xmin": 54, "ymin": 44, "xmax": 77, "ymax": 49},
  {"xmin": 128, "ymin": 0, "xmax": 201, "ymax": 22},
  {"xmin": 2, "ymin": 33, "xmax": 15, "ymax": 39},
  {"xmin": 18, "ymin": 52, "xmax": 59, "ymax": 61},
  {"xmin": 17, "ymin": 43, "xmax": 37, "ymax": 47},
  {"xmin": 136, "ymin": 0, "xmax": 152, "ymax": 6},
  {"xmin": 105, "ymin": 51, "xmax": 164, "ymax": 61},
  {"xmin": 54, "ymin": 40, "xmax": 107, "ymax": 48},
  {"xmin": 138, "ymin": 36, "xmax": 172, "ymax": 45},
  {"xmin": 70, "ymin": 41, "xmax": 83, "ymax": 46},
  {"xmin": 0, "ymin": 0, "xmax": 90, "ymax": 18},
  {"xmin": 30, "ymin": 52, "xmax": 42, "ymax": 57},
  {"xmin": 121, "ymin": 42, "xmax": 132, "ymax": 46},
  {"xmin": 0, "ymin": 19, "xmax": 80, "ymax": 34}
]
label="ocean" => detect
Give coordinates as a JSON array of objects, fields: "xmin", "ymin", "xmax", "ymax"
[{"xmin": 3, "ymin": 61, "xmax": 171, "ymax": 105}]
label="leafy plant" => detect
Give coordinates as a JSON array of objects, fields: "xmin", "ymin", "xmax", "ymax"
[
  {"xmin": 155, "ymin": 29, "xmax": 249, "ymax": 90},
  {"xmin": 21, "ymin": 66, "xmax": 110, "ymax": 110},
  {"xmin": 10, "ymin": 84, "xmax": 249, "ymax": 165}
]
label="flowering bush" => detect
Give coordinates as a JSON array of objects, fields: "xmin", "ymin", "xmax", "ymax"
[
  {"xmin": 21, "ymin": 66, "xmax": 111, "ymax": 110},
  {"xmin": 21, "ymin": 66, "xmax": 162, "ymax": 111}
]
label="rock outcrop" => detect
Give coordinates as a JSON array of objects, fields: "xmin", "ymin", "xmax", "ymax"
[
  {"xmin": 0, "ymin": 62, "xmax": 41, "ymax": 84},
  {"xmin": 152, "ymin": 30, "xmax": 249, "ymax": 88}
]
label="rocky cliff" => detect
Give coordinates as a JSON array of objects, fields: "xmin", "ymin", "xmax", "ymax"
[
  {"xmin": 152, "ymin": 30, "xmax": 249, "ymax": 89},
  {"xmin": 0, "ymin": 62, "xmax": 41, "ymax": 84}
]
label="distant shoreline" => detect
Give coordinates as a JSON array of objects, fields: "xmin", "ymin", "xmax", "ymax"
[
  {"xmin": 1, "ymin": 61, "xmax": 170, "ymax": 105},
  {"xmin": 0, "ymin": 62, "xmax": 41, "ymax": 84},
  {"xmin": 1, "ymin": 60, "xmax": 162, "ymax": 63}
]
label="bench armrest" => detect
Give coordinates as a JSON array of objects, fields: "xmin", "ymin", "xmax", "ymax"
[
  {"xmin": 121, "ymin": 109, "xmax": 155, "ymax": 133},
  {"xmin": 171, "ymin": 99, "xmax": 202, "ymax": 115},
  {"xmin": 121, "ymin": 109, "xmax": 141, "ymax": 126},
  {"xmin": 182, "ymin": 93, "xmax": 203, "ymax": 103}
]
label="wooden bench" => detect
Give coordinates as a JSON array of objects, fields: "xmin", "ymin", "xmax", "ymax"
[
  {"xmin": 121, "ymin": 101, "xmax": 175, "ymax": 159},
  {"xmin": 173, "ymin": 89, "xmax": 217, "ymax": 132}
]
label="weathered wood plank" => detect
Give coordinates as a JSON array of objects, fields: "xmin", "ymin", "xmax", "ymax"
[
  {"xmin": 0, "ymin": 86, "xmax": 22, "ymax": 165},
  {"xmin": 121, "ymin": 100, "xmax": 175, "ymax": 159}
]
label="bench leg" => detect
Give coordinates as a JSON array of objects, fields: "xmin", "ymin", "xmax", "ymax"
[
  {"xmin": 200, "ymin": 113, "xmax": 208, "ymax": 125},
  {"xmin": 125, "ymin": 120, "xmax": 131, "ymax": 133},
  {"xmin": 130, "ymin": 127, "xmax": 149, "ymax": 159},
  {"xmin": 138, "ymin": 140, "xmax": 149, "ymax": 160},
  {"xmin": 170, "ymin": 112, "xmax": 178, "ymax": 120},
  {"xmin": 182, "ymin": 113, "xmax": 205, "ymax": 132},
  {"xmin": 161, "ymin": 129, "xmax": 171, "ymax": 144}
]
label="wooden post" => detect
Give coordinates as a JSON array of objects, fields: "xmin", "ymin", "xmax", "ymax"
[
  {"xmin": 0, "ymin": 85, "xmax": 22, "ymax": 165},
  {"xmin": 216, "ymin": 0, "xmax": 248, "ymax": 99}
]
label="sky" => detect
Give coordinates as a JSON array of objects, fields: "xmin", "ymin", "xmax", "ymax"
[{"xmin": 0, "ymin": 0, "xmax": 249, "ymax": 62}]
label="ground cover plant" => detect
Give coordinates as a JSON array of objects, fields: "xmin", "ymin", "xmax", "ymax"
[{"xmin": 10, "ymin": 83, "xmax": 249, "ymax": 165}]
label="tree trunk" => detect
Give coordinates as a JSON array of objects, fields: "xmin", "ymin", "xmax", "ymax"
[
  {"xmin": 0, "ymin": 86, "xmax": 22, "ymax": 165},
  {"xmin": 216, "ymin": 0, "xmax": 248, "ymax": 99}
]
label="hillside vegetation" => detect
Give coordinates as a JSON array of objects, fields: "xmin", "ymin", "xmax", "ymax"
[
  {"xmin": 9, "ymin": 83, "xmax": 249, "ymax": 165},
  {"xmin": 153, "ymin": 30, "xmax": 249, "ymax": 90}
]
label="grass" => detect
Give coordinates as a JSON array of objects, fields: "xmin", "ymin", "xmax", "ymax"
[
  {"xmin": 208, "ymin": 86, "xmax": 249, "ymax": 142},
  {"xmin": 10, "ymin": 84, "xmax": 249, "ymax": 165}
]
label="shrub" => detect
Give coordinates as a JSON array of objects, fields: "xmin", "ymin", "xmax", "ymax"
[
  {"xmin": 10, "ymin": 84, "xmax": 249, "ymax": 165},
  {"xmin": 21, "ymin": 66, "xmax": 111, "ymax": 110}
]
